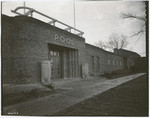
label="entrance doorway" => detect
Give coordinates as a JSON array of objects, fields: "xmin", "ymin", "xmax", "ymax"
[{"xmin": 48, "ymin": 43, "xmax": 79, "ymax": 79}]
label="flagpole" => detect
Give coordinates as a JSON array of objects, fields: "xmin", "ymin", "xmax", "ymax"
[
  {"xmin": 73, "ymin": 0, "xmax": 76, "ymax": 33},
  {"xmin": 1, "ymin": 2, "xmax": 2, "ymax": 15},
  {"xmin": 23, "ymin": 1, "xmax": 25, "ymax": 14}
]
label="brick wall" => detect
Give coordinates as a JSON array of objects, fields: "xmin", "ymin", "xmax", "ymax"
[
  {"xmin": 2, "ymin": 15, "xmax": 14, "ymax": 84},
  {"xmin": 114, "ymin": 49, "xmax": 140, "ymax": 70},
  {"xmin": 2, "ymin": 15, "xmax": 85, "ymax": 84},
  {"xmin": 85, "ymin": 44, "xmax": 124, "ymax": 76}
]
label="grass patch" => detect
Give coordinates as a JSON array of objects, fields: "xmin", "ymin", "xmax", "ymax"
[
  {"xmin": 101, "ymin": 70, "xmax": 139, "ymax": 79},
  {"xmin": 54, "ymin": 74, "xmax": 148, "ymax": 116},
  {"xmin": 2, "ymin": 88, "xmax": 52, "ymax": 107}
]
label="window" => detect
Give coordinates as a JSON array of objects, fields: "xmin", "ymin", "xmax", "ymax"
[
  {"xmin": 113, "ymin": 60, "xmax": 115, "ymax": 65},
  {"xmin": 50, "ymin": 51, "xmax": 60, "ymax": 56},
  {"xmin": 57, "ymin": 52, "xmax": 59, "ymax": 56},
  {"xmin": 53, "ymin": 51, "xmax": 57, "ymax": 56},
  {"xmin": 120, "ymin": 61, "xmax": 122, "ymax": 66},
  {"xmin": 117, "ymin": 60, "xmax": 118, "ymax": 65},
  {"xmin": 90, "ymin": 56, "xmax": 94, "ymax": 73},
  {"xmin": 97, "ymin": 57, "xmax": 99, "ymax": 71},
  {"xmin": 50, "ymin": 51, "xmax": 53, "ymax": 55},
  {"xmin": 108, "ymin": 59, "xmax": 110, "ymax": 65}
]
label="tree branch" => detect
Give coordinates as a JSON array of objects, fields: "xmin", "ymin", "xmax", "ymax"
[{"xmin": 120, "ymin": 12, "xmax": 146, "ymax": 21}]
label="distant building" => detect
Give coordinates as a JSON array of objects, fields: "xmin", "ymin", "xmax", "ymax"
[
  {"xmin": 114, "ymin": 48, "xmax": 140, "ymax": 58},
  {"xmin": 114, "ymin": 48, "xmax": 141, "ymax": 70}
]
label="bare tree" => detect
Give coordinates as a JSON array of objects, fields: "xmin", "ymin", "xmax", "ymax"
[
  {"xmin": 107, "ymin": 33, "xmax": 120, "ymax": 50},
  {"xmin": 107, "ymin": 33, "xmax": 128, "ymax": 51},
  {"xmin": 120, "ymin": 34, "xmax": 128, "ymax": 49},
  {"xmin": 94, "ymin": 40, "xmax": 107, "ymax": 50},
  {"xmin": 95, "ymin": 33, "xmax": 128, "ymax": 52},
  {"xmin": 120, "ymin": 12, "xmax": 146, "ymax": 37}
]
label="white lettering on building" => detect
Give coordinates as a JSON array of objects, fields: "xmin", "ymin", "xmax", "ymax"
[{"xmin": 55, "ymin": 34, "xmax": 74, "ymax": 46}]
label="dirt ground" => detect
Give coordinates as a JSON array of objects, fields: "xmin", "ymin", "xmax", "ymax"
[{"xmin": 54, "ymin": 74, "xmax": 148, "ymax": 116}]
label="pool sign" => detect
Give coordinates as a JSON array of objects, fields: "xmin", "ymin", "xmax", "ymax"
[{"xmin": 55, "ymin": 34, "xmax": 74, "ymax": 46}]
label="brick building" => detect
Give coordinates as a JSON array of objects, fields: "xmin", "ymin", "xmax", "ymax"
[
  {"xmin": 114, "ymin": 48, "xmax": 141, "ymax": 70},
  {"xmin": 2, "ymin": 14, "xmax": 140, "ymax": 85}
]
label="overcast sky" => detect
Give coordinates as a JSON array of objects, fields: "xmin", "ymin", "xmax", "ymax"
[{"xmin": 2, "ymin": 1, "xmax": 146, "ymax": 56}]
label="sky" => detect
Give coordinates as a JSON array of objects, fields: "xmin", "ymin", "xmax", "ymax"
[{"xmin": 2, "ymin": 0, "xmax": 146, "ymax": 56}]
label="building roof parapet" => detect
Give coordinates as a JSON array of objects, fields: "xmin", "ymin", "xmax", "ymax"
[{"xmin": 11, "ymin": 6, "xmax": 84, "ymax": 37}]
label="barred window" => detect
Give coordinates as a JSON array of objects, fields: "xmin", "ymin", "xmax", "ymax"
[
  {"xmin": 53, "ymin": 51, "xmax": 57, "ymax": 56},
  {"xmin": 50, "ymin": 51, "xmax": 53, "ymax": 55},
  {"xmin": 50, "ymin": 51, "xmax": 59, "ymax": 56}
]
